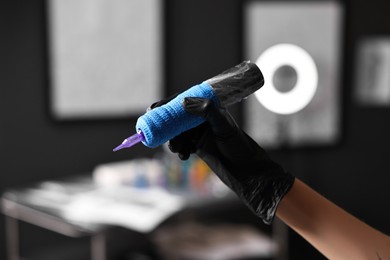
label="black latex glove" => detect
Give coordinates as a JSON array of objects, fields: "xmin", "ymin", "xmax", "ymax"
[{"xmin": 167, "ymin": 97, "xmax": 295, "ymax": 225}]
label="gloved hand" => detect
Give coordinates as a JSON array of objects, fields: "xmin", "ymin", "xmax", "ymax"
[{"xmin": 151, "ymin": 96, "xmax": 295, "ymax": 225}]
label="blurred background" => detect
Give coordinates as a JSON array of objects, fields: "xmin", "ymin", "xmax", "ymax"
[{"xmin": 1, "ymin": 0, "xmax": 390, "ymax": 259}]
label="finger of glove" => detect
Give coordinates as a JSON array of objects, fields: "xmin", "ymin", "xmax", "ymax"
[
  {"xmin": 147, "ymin": 92, "xmax": 179, "ymax": 111},
  {"xmin": 183, "ymin": 97, "xmax": 238, "ymax": 140},
  {"xmin": 168, "ymin": 136, "xmax": 191, "ymax": 160},
  {"xmin": 168, "ymin": 123, "xmax": 208, "ymax": 160},
  {"xmin": 168, "ymin": 137, "xmax": 191, "ymax": 160}
]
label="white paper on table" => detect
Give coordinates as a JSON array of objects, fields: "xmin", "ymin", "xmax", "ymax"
[{"xmin": 61, "ymin": 186, "xmax": 185, "ymax": 233}]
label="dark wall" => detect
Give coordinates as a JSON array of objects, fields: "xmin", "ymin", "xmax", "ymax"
[{"xmin": 1, "ymin": 0, "xmax": 390, "ymax": 259}]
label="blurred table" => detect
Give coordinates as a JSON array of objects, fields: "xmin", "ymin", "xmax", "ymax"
[
  {"xmin": 1, "ymin": 173, "xmax": 285, "ymax": 260},
  {"xmin": 0, "ymin": 174, "xmax": 238, "ymax": 260},
  {"xmin": 1, "ymin": 175, "xmax": 108, "ymax": 260}
]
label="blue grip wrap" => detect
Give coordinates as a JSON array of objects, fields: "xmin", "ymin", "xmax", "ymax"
[{"xmin": 136, "ymin": 82, "xmax": 218, "ymax": 148}]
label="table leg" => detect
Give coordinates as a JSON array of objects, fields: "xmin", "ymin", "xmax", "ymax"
[
  {"xmin": 5, "ymin": 216, "xmax": 20, "ymax": 260},
  {"xmin": 91, "ymin": 232, "xmax": 106, "ymax": 260}
]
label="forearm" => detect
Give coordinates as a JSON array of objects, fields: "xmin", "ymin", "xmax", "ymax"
[{"xmin": 276, "ymin": 178, "xmax": 390, "ymax": 259}]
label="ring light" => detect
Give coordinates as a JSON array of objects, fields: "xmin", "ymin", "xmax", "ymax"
[{"xmin": 255, "ymin": 43, "xmax": 318, "ymax": 114}]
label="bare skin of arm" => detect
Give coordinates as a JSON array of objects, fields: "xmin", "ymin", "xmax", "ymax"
[{"xmin": 276, "ymin": 178, "xmax": 390, "ymax": 260}]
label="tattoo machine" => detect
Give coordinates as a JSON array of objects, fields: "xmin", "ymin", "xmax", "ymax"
[{"xmin": 113, "ymin": 60, "xmax": 264, "ymax": 151}]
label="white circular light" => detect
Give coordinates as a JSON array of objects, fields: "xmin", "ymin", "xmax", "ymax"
[{"xmin": 255, "ymin": 43, "xmax": 318, "ymax": 114}]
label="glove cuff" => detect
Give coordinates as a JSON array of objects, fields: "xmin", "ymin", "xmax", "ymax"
[{"xmin": 242, "ymin": 171, "xmax": 295, "ymax": 225}]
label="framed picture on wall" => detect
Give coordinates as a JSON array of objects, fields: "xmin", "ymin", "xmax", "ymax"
[
  {"xmin": 243, "ymin": 0, "xmax": 344, "ymax": 148},
  {"xmin": 46, "ymin": 0, "xmax": 164, "ymax": 120},
  {"xmin": 354, "ymin": 37, "xmax": 390, "ymax": 106}
]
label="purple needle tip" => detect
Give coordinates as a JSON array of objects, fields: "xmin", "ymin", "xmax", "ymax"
[{"xmin": 113, "ymin": 131, "xmax": 145, "ymax": 152}]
